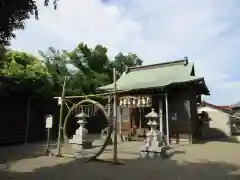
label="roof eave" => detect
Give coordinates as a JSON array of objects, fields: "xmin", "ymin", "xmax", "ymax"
[
  {"xmin": 97, "ymin": 77, "xmax": 210, "ymax": 94},
  {"xmin": 197, "ymin": 78, "xmax": 210, "ymax": 96},
  {"xmin": 200, "ymin": 101, "xmax": 233, "ymax": 114}
]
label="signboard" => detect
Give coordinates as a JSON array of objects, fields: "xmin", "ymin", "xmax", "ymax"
[
  {"xmin": 58, "ymin": 97, "xmax": 62, "ymax": 105},
  {"xmin": 45, "ymin": 115, "xmax": 53, "ymax": 129},
  {"xmin": 171, "ymin": 113, "xmax": 177, "ymax": 120}
]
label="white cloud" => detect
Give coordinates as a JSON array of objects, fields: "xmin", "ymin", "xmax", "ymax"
[{"xmin": 11, "ymin": 0, "xmax": 240, "ymax": 105}]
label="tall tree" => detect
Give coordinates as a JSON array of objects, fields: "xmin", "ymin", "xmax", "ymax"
[
  {"xmin": 0, "ymin": 0, "xmax": 38, "ymax": 46},
  {"xmin": 0, "ymin": 0, "xmax": 58, "ymax": 46},
  {"xmin": 38, "ymin": 47, "xmax": 70, "ymax": 95},
  {"xmin": 0, "ymin": 50, "xmax": 53, "ymax": 95},
  {"xmin": 40, "ymin": 43, "xmax": 143, "ymax": 96},
  {"xmin": 112, "ymin": 52, "xmax": 143, "ymax": 79},
  {"xmin": 64, "ymin": 43, "xmax": 111, "ymax": 94}
]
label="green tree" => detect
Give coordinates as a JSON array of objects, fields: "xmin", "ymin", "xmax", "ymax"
[
  {"xmin": 60, "ymin": 43, "xmax": 111, "ymax": 95},
  {"xmin": 0, "ymin": 50, "xmax": 53, "ymax": 95},
  {"xmin": 111, "ymin": 52, "xmax": 143, "ymax": 79},
  {"xmin": 40, "ymin": 43, "xmax": 143, "ymax": 96},
  {"xmin": 38, "ymin": 47, "xmax": 70, "ymax": 95},
  {"xmin": 0, "ymin": 0, "xmax": 58, "ymax": 46}
]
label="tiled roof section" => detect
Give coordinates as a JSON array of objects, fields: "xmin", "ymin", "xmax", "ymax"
[
  {"xmin": 200, "ymin": 101, "xmax": 232, "ymax": 114},
  {"xmin": 98, "ymin": 58, "xmax": 210, "ymax": 94},
  {"xmin": 216, "ymin": 106, "xmax": 231, "ymax": 110}
]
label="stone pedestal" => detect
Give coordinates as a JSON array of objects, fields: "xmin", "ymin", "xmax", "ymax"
[
  {"xmin": 140, "ymin": 119, "xmax": 168, "ymax": 159},
  {"xmin": 69, "ymin": 117, "xmax": 93, "ymax": 152}
]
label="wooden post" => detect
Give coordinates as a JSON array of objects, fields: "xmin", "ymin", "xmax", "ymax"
[
  {"xmin": 165, "ymin": 94, "xmax": 170, "ymax": 145},
  {"xmin": 107, "ymin": 96, "xmax": 111, "ymax": 117},
  {"xmin": 187, "ymin": 101, "xmax": 193, "ymax": 144},
  {"xmin": 25, "ymin": 95, "xmax": 31, "ymax": 144},
  {"xmin": 56, "ymin": 76, "xmax": 67, "ymax": 157},
  {"xmin": 113, "ymin": 68, "xmax": 118, "ymax": 164},
  {"xmin": 118, "ymin": 106, "xmax": 123, "ymax": 138},
  {"xmin": 158, "ymin": 98, "xmax": 163, "ymax": 133}
]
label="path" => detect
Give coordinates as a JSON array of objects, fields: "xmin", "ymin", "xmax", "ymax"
[{"xmin": 0, "ymin": 141, "xmax": 240, "ymax": 180}]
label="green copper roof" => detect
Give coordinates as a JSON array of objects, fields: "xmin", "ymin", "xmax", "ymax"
[{"xmin": 98, "ymin": 59, "xmax": 209, "ymax": 94}]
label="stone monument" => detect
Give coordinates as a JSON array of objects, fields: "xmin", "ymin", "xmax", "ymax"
[
  {"xmin": 140, "ymin": 108, "xmax": 168, "ymax": 159},
  {"xmin": 69, "ymin": 110, "xmax": 93, "ymax": 152}
]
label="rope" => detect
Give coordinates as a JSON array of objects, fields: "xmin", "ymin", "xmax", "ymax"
[
  {"xmin": 62, "ymin": 97, "xmax": 75, "ymax": 105},
  {"xmin": 54, "ymin": 91, "xmax": 113, "ymax": 99},
  {"xmin": 54, "ymin": 90, "xmax": 166, "ymax": 100}
]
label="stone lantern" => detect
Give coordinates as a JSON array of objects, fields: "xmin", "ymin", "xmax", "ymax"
[
  {"xmin": 140, "ymin": 108, "xmax": 167, "ymax": 159},
  {"xmin": 145, "ymin": 108, "xmax": 159, "ymax": 134},
  {"xmin": 69, "ymin": 110, "xmax": 92, "ymax": 151}
]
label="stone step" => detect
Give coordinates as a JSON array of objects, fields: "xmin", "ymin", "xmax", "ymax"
[{"xmin": 170, "ymin": 138, "xmax": 190, "ymax": 145}]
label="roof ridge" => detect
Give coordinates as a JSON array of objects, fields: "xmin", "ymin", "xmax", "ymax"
[
  {"xmin": 201, "ymin": 101, "xmax": 232, "ymax": 113},
  {"xmin": 127, "ymin": 57, "xmax": 189, "ymax": 72}
]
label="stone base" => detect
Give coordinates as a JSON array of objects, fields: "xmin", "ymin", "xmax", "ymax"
[
  {"xmin": 140, "ymin": 146, "xmax": 168, "ymax": 159},
  {"xmin": 70, "ymin": 141, "xmax": 93, "ymax": 152}
]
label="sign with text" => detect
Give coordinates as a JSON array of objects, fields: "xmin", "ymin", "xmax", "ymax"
[{"xmin": 45, "ymin": 115, "xmax": 53, "ymax": 129}]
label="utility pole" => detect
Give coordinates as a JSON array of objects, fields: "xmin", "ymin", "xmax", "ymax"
[{"xmin": 56, "ymin": 76, "xmax": 67, "ymax": 157}]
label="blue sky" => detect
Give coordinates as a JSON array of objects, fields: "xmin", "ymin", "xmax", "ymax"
[{"xmin": 11, "ymin": 0, "xmax": 240, "ymax": 105}]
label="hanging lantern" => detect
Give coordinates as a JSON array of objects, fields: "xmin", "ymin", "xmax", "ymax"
[
  {"xmin": 119, "ymin": 99, "xmax": 122, "ymax": 106},
  {"xmin": 128, "ymin": 98, "xmax": 131, "ymax": 107},
  {"xmin": 142, "ymin": 97, "xmax": 146, "ymax": 106},
  {"xmin": 132, "ymin": 99, "xmax": 136, "ymax": 107},
  {"xmin": 146, "ymin": 97, "xmax": 151, "ymax": 106},
  {"xmin": 119, "ymin": 96, "xmax": 152, "ymax": 108},
  {"xmin": 137, "ymin": 97, "xmax": 141, "ymax": 106},
  {"xmin": 123, "ymin": 98, "xmax": 127, "ymax": 106}
]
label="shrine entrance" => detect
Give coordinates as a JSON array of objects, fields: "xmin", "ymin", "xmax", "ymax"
[{"xmin": 118, "ymin": 95, "xmax": 168, "ymax": 142}]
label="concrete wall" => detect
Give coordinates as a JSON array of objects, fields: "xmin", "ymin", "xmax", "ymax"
[{"xmin": 198, "ymin": 106, "xmax": 232, "ymax": 138}]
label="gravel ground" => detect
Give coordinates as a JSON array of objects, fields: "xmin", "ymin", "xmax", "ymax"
[{"xmin": 0, "ymin": 140, "xmax": 240, "ymax": 180}]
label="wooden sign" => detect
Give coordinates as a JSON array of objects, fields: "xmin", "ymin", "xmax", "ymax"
[
  {"xmin": 58, "ymin": 97, "xmax": 62, "ymax": 105},
  {"xmin": 119, "ymin": 96, "xmax": 152, "ymax": 108},
  {"xmin": 45, "ymin": 115, "xmax": 53, "ymax": 129}
]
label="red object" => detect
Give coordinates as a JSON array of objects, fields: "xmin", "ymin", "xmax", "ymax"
[{"xmin": 202, "ymin": 101, "xmax": 231, "ymax": 111}]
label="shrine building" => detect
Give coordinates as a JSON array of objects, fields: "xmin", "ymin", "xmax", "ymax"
[{"xmin": 98, "ymin": 57, "xmax": 210, "ymax": 144}]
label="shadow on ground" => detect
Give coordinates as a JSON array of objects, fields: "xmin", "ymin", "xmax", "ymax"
[
  {"xmin": 196, "ymin": 137, "xmax": 240, "ymax": 144},
  {"xmin": 0, "ymin": 141, "xmax": 57, "ymax": 164},
  {"xmin": 196, "ymin": 127, "xmax": 240, "ymax": 144},
  {"xmin": 0, "ymin": 151, "xmax": 239, "ymax": 180}
]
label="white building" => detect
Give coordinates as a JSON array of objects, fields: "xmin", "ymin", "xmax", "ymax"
[{"xmin": 198, "ymin": 102, "xmax": 240, "ymax": 142}]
